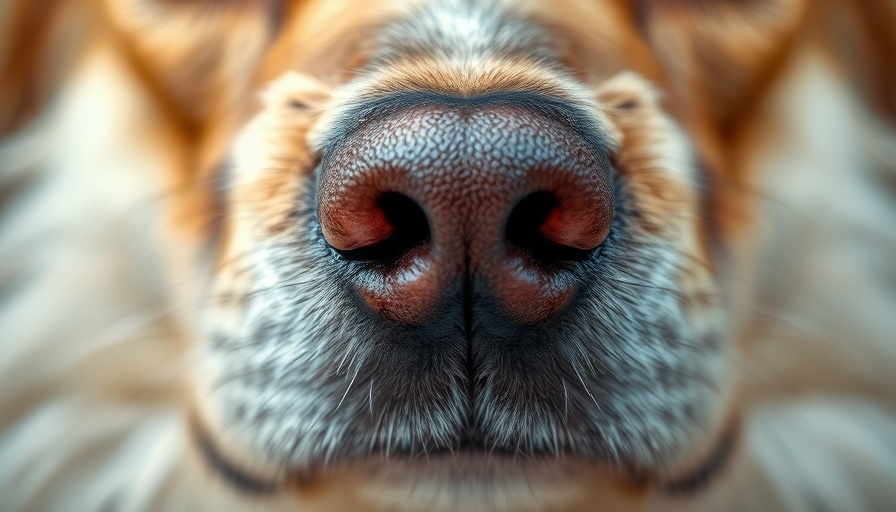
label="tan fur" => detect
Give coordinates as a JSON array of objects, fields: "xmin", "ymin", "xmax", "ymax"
[{"xmin": 2, "ymin": 0, "xmax": 895, "ymax": 510}]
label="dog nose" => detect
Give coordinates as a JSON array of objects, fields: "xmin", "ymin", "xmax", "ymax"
[{"xmin": 317, "ymin": 103, "xmax": 613, "ymax": 324}]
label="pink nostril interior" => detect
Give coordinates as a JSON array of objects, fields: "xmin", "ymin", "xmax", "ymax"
[
  {"xmin": 539, "ymin": 191, "xmax": 613, "ymax": 251},
  {"xmin": 318, "ymin": 187, "xmax": 395, "ymax": 252},
  {"xmin": 320, "ymin": 190, "xmax": 430, "ymax": 261},
  {"xmin": 505, "ymin": 189, "xmax": 612, "ymax": 263},
  {"xmin": 321, "ymin": 206, "xmax": 394, "ymax": 252}
]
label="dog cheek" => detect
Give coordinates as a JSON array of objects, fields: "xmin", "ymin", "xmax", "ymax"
[{"xmin": 593, "ymin": 72, "xmax": 732, "ymax": 461}]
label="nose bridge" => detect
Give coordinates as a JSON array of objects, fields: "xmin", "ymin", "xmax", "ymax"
[
  {"xmin": 448, "ymin": 106, "xmax": 610, "ymax": 279},
  {"xmin": 396, "ymin": 106, "xmax": 529, "ymax": 270},
  {"xmin": 455, "ymin": 108, "xmax": 539, "ymax": 273}
]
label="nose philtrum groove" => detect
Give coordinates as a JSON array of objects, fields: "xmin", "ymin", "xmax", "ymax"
[
  {"xmin": 462, "ymin": 252, "xmax": 479, "ymax": 439},
  {"xmin": 460, "ymin": 118, "xmax": 481, "ymax": 441}
]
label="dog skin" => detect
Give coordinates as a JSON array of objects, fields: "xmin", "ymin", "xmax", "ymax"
[{"xmin": 1, "ymin": 0, "xmax": 895, "ymax": 510}]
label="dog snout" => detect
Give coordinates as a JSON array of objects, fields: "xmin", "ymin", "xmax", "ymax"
[{"xmin": 317, "ymin": 102, "xmax": 613, "ymax": 325}]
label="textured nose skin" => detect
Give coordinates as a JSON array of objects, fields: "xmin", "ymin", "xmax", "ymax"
[{"xmin": 317, "ymin": 103, "xmax": 613, "ymax": 325}]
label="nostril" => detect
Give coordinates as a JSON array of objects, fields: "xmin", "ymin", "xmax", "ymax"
[
  {"xmin": 505, "ymin": 191, "xmax": 594, "ymax": 264},
  {"xmin": 335, "ymin": 192, "xmax": 430, "ymax": 263}
]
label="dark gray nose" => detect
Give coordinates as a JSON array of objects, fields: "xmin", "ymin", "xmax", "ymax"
[{"xmin": 317, "ymin": 102, "xmax": 613, "ymax": 324}]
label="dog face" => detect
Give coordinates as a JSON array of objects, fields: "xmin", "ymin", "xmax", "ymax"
[
  {"xmin": 187, "ymin": 0, "xmax": 736, "ymax": 502},
  {"xmin": 4, "ymin": 0, "xmax": 896, "ymax": 510}
]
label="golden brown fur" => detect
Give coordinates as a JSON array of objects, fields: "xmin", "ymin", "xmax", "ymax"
[{"xmin": 2, "ymin": 0, "xmax": 896, "ymax": 510}]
